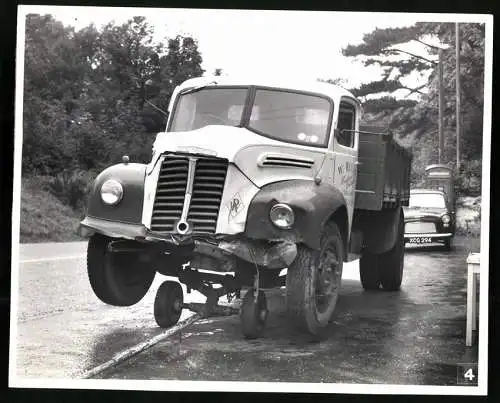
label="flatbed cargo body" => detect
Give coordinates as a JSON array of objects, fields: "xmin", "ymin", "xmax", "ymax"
[{"xmin": 354, "ymin": 124, "xmax": 412, "ymax": 211}]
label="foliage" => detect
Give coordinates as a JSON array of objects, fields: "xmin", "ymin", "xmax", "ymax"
[
  {"xmin": 340, "ymin": 22, "xmax": 485, "ymax": 195},
  {"xmin": 454, "ymin": 159, "xmax": 482, "ymax": 197},
  {"xmin": 23, "ymin": 14, "xmax": 205, "ymax": 177},
  {"xmin": 46, "ymin": 169, "xmax": 96, "ymax": 211},
  {"xmin": 361, "ymin": 96, "xmax": 417, "ymax": 114}
]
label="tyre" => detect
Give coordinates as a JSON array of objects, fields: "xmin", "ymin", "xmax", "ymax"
[
  {"xmin": 359, "ymin": 252, "xmax": 381, "ymax": 290},
  {"xmin": 286, "ymin": 221, "xmax": 344, "ymax": 336},
  {"xmin": 378, "ymin": 210, "xmax": 405, "ymax": 291},
  {"xmin": 240, "ymin": 288, "xmax": 268, "ymax": 339},
  {"xmin": 154, "ymin": 281, "xmax": 184, "ymax": 328},
  {"xmin": 444, "ymin": 238, "xmax": 452, "ymax": 251},
  {"xmin": 87, "ymin": 233, "xmax": 156, "ymax": 306}
]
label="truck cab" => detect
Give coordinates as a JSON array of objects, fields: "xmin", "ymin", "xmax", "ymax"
[{"xmin": 79, "ymin": 76, "xmax": 412, "ymax": 339}]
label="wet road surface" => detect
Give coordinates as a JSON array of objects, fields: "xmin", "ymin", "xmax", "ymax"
[{"xmin": 13, "ymin": 237, "xmax": 480, "ymax": 385}]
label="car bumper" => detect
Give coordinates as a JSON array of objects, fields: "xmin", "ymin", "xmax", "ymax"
[{"xmin": 78, "ymin": 216, "xmax": 188, "ymax": 246}]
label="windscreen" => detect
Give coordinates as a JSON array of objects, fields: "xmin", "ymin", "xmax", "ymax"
[
  {"xmin": 169, "ymin": 88, "xmax": 248, "ymax": 132},
  {"xmin": 249, "ymin": 89, "xmax": 331, "ymax": 146},
  {"xmin": 168, "ymin": 86, "xmax": 333, "ymax": 147},
  {"xmin": 409, "ymin": 193, "xmax": 446, "ymax": 209}
]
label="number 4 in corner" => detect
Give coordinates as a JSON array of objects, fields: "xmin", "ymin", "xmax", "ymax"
[{"xmin": 457, "ymin": 363, "xmax": 479, "ymax": 385}]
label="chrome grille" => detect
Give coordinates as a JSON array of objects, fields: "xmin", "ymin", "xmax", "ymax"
[
  {"xmin": 150, "ymin": 155, "xmax": 189, "ymax": 232},
  {"xmin": 188, "ymin": 158, "xmax": 228, "ymax": 233},
  {"xmin": 405, "ymin": 222, "xmax": 436, "ymax": 234},
  {"xmin": 150, "ymin": 154, "xmax": 228, "ymax": 234}
]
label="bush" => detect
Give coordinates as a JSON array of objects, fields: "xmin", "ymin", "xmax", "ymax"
[
  {"xmin": 46, "ymin": 169, "xmax": 95, "ymax": 212},
  {"xmin": 454, "ymin": 159, "xmax": 482, "ymax": 197}
]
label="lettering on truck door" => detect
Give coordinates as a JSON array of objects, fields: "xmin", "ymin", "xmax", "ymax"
[{"xmin": 333, "ymin": 99, "xmax": 359, "ymax": 233}]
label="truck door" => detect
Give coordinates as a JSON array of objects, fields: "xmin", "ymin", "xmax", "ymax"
[{"xmin": 333, "ymin": 99, "xmax": 359, "ymax": 233}]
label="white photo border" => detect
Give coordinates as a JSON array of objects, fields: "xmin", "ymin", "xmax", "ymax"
[{"xmin": 9, "ymin": 5, "xmax": 493, "ymax": 396}]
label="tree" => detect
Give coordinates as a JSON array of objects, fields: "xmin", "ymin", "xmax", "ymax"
[
  {"xmin": 23, "ymin": 14, "xmax": 207, "ymax": 175},
  {"xmin": 341, "ymin": 22, "xmax": 485, "ymax": 185},
  {"xmin": 342, "ymin": 25, "xmax": 436, "ymax": 100},
  {"xmin": 23, "ymin": 14, "xmax": 87, "ymax": 174}
]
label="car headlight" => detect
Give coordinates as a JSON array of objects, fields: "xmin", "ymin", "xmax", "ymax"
[
  {"xmin": 100, "ymin": 179, "xmax": 123, "ymax": 205},
  {"xmin": 269, "ymin": 203, "xmax": 295, "ymax": 229},
  {"xmin": 441, "ymin": 214, "xmax": 451, "ymax": 224}
]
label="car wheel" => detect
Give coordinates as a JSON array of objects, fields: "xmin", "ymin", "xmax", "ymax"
[{"xmin": 444, "ymin": 239, "xmax": 452, "ymax": 251}]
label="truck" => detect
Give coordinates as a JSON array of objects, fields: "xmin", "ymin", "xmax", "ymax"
[{"xmin": 78, "ymin": 76, "xmax": 412, "ymax": 339}]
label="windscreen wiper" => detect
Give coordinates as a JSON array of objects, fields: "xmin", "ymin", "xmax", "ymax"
[{"xmin": 179, "ymin": 80, "xmax": 218, "ymax": 95}]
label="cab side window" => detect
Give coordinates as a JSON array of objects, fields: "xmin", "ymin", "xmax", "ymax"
[{"xmin": 336, "ymin": 102, "xmax": 356, "ymax": 148}]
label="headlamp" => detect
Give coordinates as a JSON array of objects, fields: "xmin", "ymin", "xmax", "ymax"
[
  {"xmin": 100, "ymin": 179, "xmax": 123, "ymax": 205},
  {"xmin": 269, "ymin": 203, "xmax": 295, "ymax": 229},
  {"xmin": 441, "ymin": 214, "xmax": 451, "ymax": 224}
]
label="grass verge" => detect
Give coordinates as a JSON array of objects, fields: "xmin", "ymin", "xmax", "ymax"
[{"xmin": 20, "ymin": 177, "xmax": 85, "ymax": 243}]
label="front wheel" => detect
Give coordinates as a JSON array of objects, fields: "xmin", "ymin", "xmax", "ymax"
[
  {"xmin": 286, "ymin": 221, "xmax": 344, "ymax": 336},
  {"xmin": 87, "ymin": 233, "xmax": 156, "ymax": 306}
]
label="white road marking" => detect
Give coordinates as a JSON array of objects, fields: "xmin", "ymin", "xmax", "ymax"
[{"xmin": 20, "ymin": 255, "xmax": 86, "ymax": 264}]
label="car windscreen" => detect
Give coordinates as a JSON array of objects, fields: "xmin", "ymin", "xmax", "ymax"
[
  {"xmin": 169, "ymin": 88, "xmax": 248, "ymax": 132},
  {"xmin": 248, "ymin": 89, "xmax": 332, "ymax": 147},
  {"xmin": 409, "ymin": 193, "xmax": 446, "ymax": 209}
]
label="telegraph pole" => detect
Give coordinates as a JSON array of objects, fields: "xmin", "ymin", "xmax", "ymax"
[
  {"xmin": 438, "ymin": 48, "xmax": 444, "ymax": 164},
  {"xmin": 455, "ymin": 22, "xmax": 461, "ymax": 170}
]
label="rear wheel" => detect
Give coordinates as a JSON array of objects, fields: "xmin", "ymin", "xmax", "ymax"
[
  {"xmin": 378, "ymin": 210, "xmax": 405, "ymax": 291},
  {"xmin": 286, "ymin": 221, "xmax": 343, "ymax": 336},
  {"xmin": 359, "ymin": 252, "xmax": 381, "ymax": 290},
  {"xmin": 87, "ymin": 233, "xmax": 156, "ymax": 306}
]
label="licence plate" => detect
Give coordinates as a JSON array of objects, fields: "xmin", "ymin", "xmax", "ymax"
[{"xmin": 408, "ymin": 237, "xmax": 433, "ymax": 244}]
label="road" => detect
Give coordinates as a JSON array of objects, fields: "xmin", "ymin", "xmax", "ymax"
[{"xmin": 12, "ymin": 237, "xmax": 479, "ymax": 385}]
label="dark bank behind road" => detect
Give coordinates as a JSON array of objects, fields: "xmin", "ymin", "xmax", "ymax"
[{"xmin": 97, "ymin": 237, "xmax": 480, "ymax": 385}]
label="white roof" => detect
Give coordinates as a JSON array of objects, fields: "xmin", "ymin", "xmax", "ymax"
[{"xmin": 174, "ymin": 75, "xmax": 359, "ymax": 103}]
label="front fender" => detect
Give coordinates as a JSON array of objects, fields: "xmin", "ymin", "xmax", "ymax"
[
  {"xmin": 84, "ymin": 163, "xmax": 147, "ymax": 225},
  {"xmin": 244, "ymin": 179, "xmax": 347, "ymax": 250}
]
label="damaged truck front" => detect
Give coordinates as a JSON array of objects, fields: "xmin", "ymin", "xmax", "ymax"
[{"xmin": 78, "ymin": 76, "xmax": 412, "ymax": 339}]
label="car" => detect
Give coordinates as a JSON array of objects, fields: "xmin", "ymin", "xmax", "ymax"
[{"xmin": 403, "ymin": 189, "xmax": 456, "ymax": 250}]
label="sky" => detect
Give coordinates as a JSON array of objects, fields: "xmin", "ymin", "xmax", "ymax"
[{"xmin": 20, "ymin": 6, "xmax": 482, "ymax": 99}]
